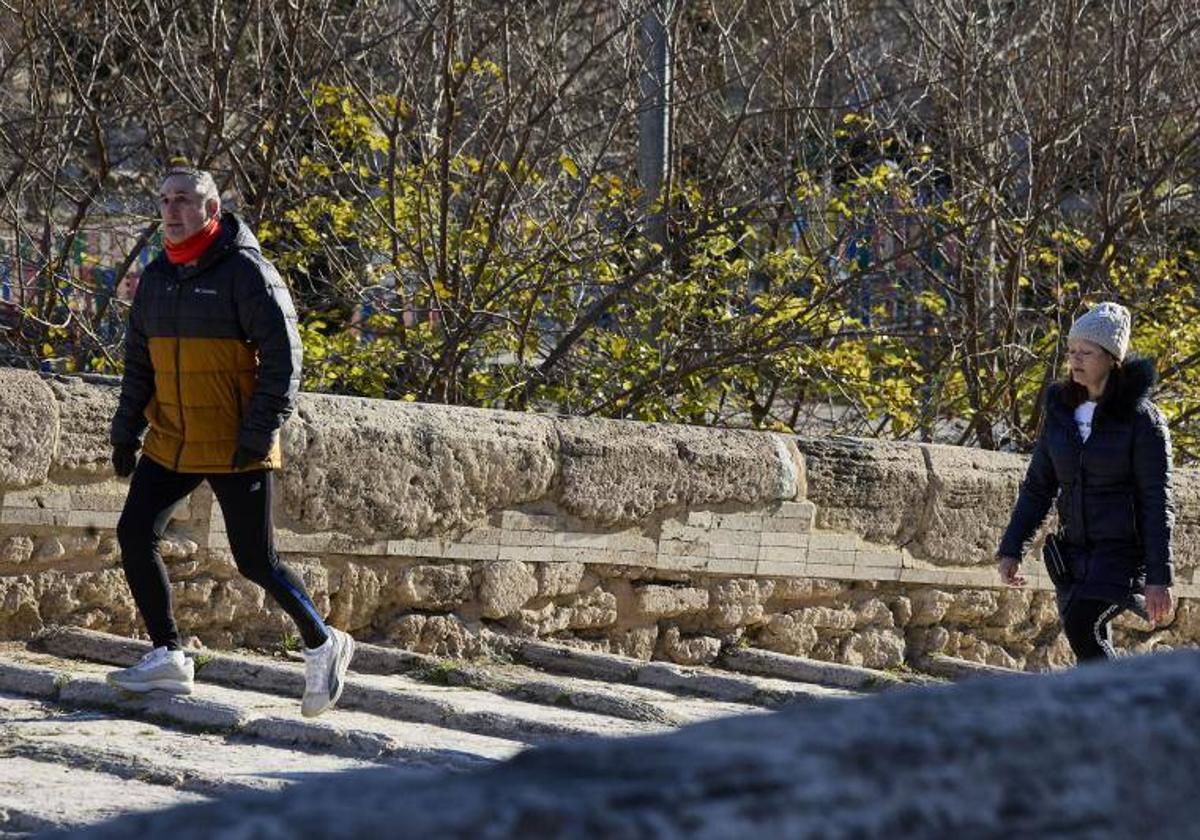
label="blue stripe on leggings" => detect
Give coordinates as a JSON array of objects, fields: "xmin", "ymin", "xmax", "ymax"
[{"xmin": 270, "ymin": 566, "xmax": 328, "ymax": 638}]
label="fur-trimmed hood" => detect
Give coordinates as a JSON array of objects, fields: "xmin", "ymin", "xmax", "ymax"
[{"xmin": 1048, "ymin": 354, "xmax": 1158, "ymax": 422}]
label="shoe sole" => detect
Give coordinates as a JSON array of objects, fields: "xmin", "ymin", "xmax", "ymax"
[{"xmin": 106, "ymin": 674, "xmax": 194, "ymax": 695}]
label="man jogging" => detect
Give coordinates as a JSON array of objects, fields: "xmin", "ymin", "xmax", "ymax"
[{"xmin": 107, "ymin": 166, "xmax": 353, "ymax": 717}]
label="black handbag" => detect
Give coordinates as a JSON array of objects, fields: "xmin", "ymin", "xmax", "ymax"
[{"xmin": 1042, "ymin": 533, "xmax": 1073, "ymax": 587}]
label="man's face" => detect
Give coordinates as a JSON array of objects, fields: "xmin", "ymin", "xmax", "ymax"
[{"xmin": 159, "ymin": 175, "xmax": 215, "ymax": 244}]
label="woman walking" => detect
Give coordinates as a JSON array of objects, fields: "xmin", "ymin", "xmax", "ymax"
[{"xmin": 997, "ymin": 302, "xmax": 1175, "ymax": 662}]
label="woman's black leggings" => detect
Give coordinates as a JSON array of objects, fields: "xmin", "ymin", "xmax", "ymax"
[
  {"xmin": 116, "ymin": 455, "xmax": 329, "ymax": 651},
  {"xmin": 1060, "ymin": 595, "xmax": 1125, "ymax": 662}
]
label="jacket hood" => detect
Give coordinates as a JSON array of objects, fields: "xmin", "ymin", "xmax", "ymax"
[
  {"xmin": 1049, "ymin": 354, "xmax": 1157, "ymax": 421},
  {"xmin": 192, "ymin": 212, "xmax": 262, "ymax": 269}
]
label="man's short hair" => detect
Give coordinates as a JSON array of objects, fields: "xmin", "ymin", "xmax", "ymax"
[{"xmin": 161, "ymin": 166, "xmax": 220, "ymax": 211}]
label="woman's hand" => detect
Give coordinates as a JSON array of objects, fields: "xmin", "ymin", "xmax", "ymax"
[
  {"xmin": 1145, "ymin": 584, "xmax": 1174, "ymax": 625},
  {"xmin": 997, "ymin": 555, "xmax": 1026, "ymax": 587}
]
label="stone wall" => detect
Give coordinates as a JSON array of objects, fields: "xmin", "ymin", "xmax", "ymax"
[{"xmin": 2, "ymin": 368, "xmax": 1198, "ymax": 670}]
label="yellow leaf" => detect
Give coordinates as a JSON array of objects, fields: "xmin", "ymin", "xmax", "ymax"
[{"xmin": 559, "ymin": 155, "xmax": 579, "ymax": 178}]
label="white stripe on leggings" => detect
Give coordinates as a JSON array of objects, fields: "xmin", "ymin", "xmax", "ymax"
[{"xmin": 1093, "ymin": 603, "xmax": 1122, "ymax": 659}]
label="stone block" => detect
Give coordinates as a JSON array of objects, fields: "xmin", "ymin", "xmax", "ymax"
[
  {"xmin": 660, "ymin": 521, "xmax": 709, "ymax": 541},
  {"xmin": 2, "ymin": 489, "xmax": 71, "ymax": 509},
  {"xmin": 755, "ymin": 560, "xmax": 807, "ymax": 578},
  {"xmin": 538, "ymin": 562, "xmax": 586, "ymax": 597},
  {"xmin": 899, "ymin": 568, "xmax": 950, "ymax": 585},
  {"xmin": 807, "ymin": 548, "xmax": 854, "ymax": 566},
  {"xmin": 555, "ymin": 416, "xmax": 794, "ymax": 525},
  {"xmin": 325, "ymin": 536, "xmax": 389, "ymax": 556},
  {"xmin": 710, "ymin": 543, "xmax": 759, "ymax": 561},
  {"xmin": 605, "ymin": 532, "xmax": 658, "ymax": 553},
  {"xmin": 758, "ymin": 545, "xmax": 805, "ymax": 563},
  {"xmin": 855, "ymin": 550, "xmax": 903, "ymax": 569},
  {"xmin": 441, "ymin": 543, "xmax": 500, "ymax": 562},
  {"xmin": 654, "ymin": 553, "xmax": 708, "ymax": 572},
  {"xmin": 774, "ymin": 501, "xmax": 817, "ymax": 522},
  {"xmin": 633, "ymin": 585, "xmax": 709, "ymax": 619},
  {"xmin": 917, "ymin": 443, "xmax": 1031, "ymax": 568},
  {"xmin": 554, "ymin": 532, "xmax": 612, "ymax": 549},
  {"xmin": 65, "ymin": 511, "xmax": 121, "ymax": 530},
  {"xmin": 711, "ymin": 512, "xmax": 764, "ymax": 532},
  {"xmin": 705, "ymin": 557, "xmax": 757, "ymax": 576},
  {"xmin": 275, "ymin": 395, "xmax": 558, "ymax": 538},
  {"xmin": 550, "ymin": 546, "xmax": 613, "ymax": 565},
  {"xmin": 805, "ymin": 562, "xmax": 854, "ymax": 579},
  {"xmin": 0, "ymin": 369, "xmax": 56, "ymax": 489},
  {"xmin": 499, "ymin": 511, "xmax": 561, "ymax": 532},
  {"xmin": 760, "ymin": 532, "xmax": 809, "ymax": 548},
  {"xmin": 277, "ymin": 533, "xmax": 334, "ymax": 553},
  {"xmin": 0, "ymin": 508, "xmax": 68, "ymax": 526},
  {"xmin": 66, "ymin": 491, "xmax": 132, "ymax": 513},
  {"xmin": 398, "ymin": 564, "xmax": 472, "ymax": 609},
  {"xmin": 0, "ymin": 536, "xmax": 36, "ymax": 565},
  {"xmin": 610, "ymin": 550, "xmax": 657, "ymax": 568},
  {"xmin": 457, "ymin": 528, "xmax": 502, "ymax": 546},
  {"xmin": 793, "ymin": 436, "xmax": 944, "ymax": 553},
  {"xmin": 809, "ymin": 532, "xmax": 857, "ymax": 551},
  {"xmin": 385, "ymin": 538, "xmax": 447, "ymax": 558},
  {"xmin": 657, "ymin": 539, "xmax": 711, "ymax": 559},
  {"xmin": 45, "ymin": 375, "xmax": 117, "ymax": 477},
  {"xmin": 500, "ymin": 530, "xmax": 554, "ymax": 547},
  {"xmin": 658, "ymin": 626, "xmax": 721, "ymax": 666},
  {"xmin": 479, "ymin": 560, "xmax": 538, "ymax": 618},
  {"xmin": 499, "ymin": 545, "xmax": 552, "ymax": 563}
]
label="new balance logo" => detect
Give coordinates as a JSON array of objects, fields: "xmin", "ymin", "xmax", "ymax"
[
  {"xmin": 194, "ymin": 288, "xmax": 218, "ymax": 295},
  {"xmin": 249, "ymin": 481, "xmax": 262, "ymax": 493}
]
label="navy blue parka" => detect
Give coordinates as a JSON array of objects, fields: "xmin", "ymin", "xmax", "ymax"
[{"xmin": 999, "ymin": 356, "xmax": 1175, "ymax": 604}]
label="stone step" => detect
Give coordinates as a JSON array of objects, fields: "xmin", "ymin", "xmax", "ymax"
[
  {"xmin": 0, "ymin": 754, "xmax": 207, "ymax": 836},
  {"xmin": 0, "ymin": 692, "xmax": 388, "ymax": 798},
  {"xmin": 719, "ymin": 647, "xmax": 917, "ymax": 691},
  {"xmin": 30, "ymin": 628, "xmax": 669, "ymax": 743},
  {"xmin": 0, "ymin": 650, "xmax": 523, "ymax": 769},
  {"xmin": 350, "ymin": 641, "xmax": 763, "ymax": 726},
  {"xmin": 498, "ymin": 636, "xmax": 861, "ymax": 705},
  {"xmin": 915, "ymin": 653, "xmax": 1027, "ymax": 681}
]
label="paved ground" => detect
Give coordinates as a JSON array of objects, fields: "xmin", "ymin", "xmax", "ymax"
[{"xmin": 0, "ymin": 628, "xmax": 940, "ymax": 836}]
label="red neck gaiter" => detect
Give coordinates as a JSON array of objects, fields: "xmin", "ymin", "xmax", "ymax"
[{"xmin": 164, "ymin": 216, "xmax": 221, "ymax": 265}]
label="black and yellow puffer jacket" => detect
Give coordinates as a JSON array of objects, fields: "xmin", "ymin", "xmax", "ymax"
[{"xmin": 110, "ymin": 212, "xmax": 302, "ymax": 473}]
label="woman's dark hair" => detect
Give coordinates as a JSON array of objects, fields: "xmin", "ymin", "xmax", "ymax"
[{"xmin": 1059, "ymin": 351, "xmax": 1123, "ymax": 409}]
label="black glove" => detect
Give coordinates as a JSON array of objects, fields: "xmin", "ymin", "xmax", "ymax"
[
  {"xmin": 111, "ymin": 444, "xmax": 139, "ymax": 478},
  {"xmin": 232, "ymin": 444, "xmax": 267, "ymax": 470}
]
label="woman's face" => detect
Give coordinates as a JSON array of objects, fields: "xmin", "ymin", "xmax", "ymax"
[{"xmin": 1067, "ymin": 338, "xmax": 1115, "ymax": 394}]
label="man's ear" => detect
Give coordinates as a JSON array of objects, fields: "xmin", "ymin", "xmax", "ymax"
[{"xmin": 206, "ymin": 198, "xmax": 221, "ymax": 220}]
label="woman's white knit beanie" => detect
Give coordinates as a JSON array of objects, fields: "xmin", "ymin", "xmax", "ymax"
[{"xmin": 1068, "ymin": 302, "xmax": 1131, "ymax": 361}]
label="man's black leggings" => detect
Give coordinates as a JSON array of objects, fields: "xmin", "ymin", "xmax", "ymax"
[
  {"xmin": 1060, "ymin": 595, "xmax": 1125, "ymax": 663},
  {"xmin": 116, "ymin": 456, "xmax": 329, "ymax": 651}
]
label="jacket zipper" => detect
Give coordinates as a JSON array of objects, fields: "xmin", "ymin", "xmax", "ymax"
[
  {"xmin": 233, "ymin": 379, "xmax": 243, "ymax": 469},
  {"xmin": 173, "ymin": 277, "xmax": 185, "ymax": 471},
  {"xmin": 1077, "ymin": 412, "xmax": 1089, "ymax": 580}
]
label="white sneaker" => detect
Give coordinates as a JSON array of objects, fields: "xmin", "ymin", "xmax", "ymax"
[
  {"xmin": 106, "ymin": 647, "xmax": 194, "ymax": 695},
  {"xmin": 301, "ymin": 628, "xmax": 355, "ymax": 718}
]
